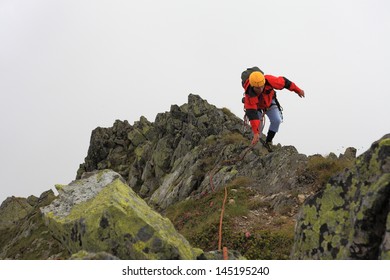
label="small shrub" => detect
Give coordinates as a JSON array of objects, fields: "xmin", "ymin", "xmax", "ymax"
[
  {"xmin": 306, "ymin": 155, "xmax": 353, "ymax": 186},
  {"xmin": 225, "ymin": 228, "xmax": 294, "ymax": 260},
  {"xmin": 221, "ymin": 133, "xmax": 248, "ymax": 145}
]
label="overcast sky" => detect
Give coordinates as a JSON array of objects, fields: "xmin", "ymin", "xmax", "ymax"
[{"xmin": 1, "ymin": 0, "xmax": 389, "ymax": 203}]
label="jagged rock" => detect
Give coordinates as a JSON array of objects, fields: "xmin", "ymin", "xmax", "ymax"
[
  {"xmin": 41, "ymin": 170, "xmax": 202, "ymax": 260},
  {"xmin": 149, "ymin": 145, "xmax": 205, "ymax": 209},
  {"xmin": 339, "ymin": 147, "xmax": 357, "ymax": 160},
  {"xmin": 27, "ymin": 195, "xmax": 39, "ymax": 206},
  {"xmin": 236, "ymin": 145, "xmax": 308, "ymax": 194},
  {"xmin": 76, "ymin": 92, "xmax": 313, "ymax": 212},
  {"xmin": 0, "ymin": 196, "xmax": 33, "ymax": 230},
  {"xmin": 0, "ymin": 190, "xmax": 68, "ymax": 260},
  {"xmin": 77, "ymin": 120, "xmax": 134, "ymax": 179},
  {"xmin": 327, "ymin": 152, "xmax": 338, "ymax": 160},
  {"xmin": 191, "ymin": 144, "xmax": 310, "ymax": 216},
  {"xmin": 291, "ymin": 134, "xmax": 390, "ymax": 259},
  {"xmin": 37, "ymin": 190, "xmax": 57, "ymax": 207},
  {"xmin": 127, "ymin": 128, "xmax": 146, "ymax": 147},
  {"xmin": 76, "ymin": 94, "xmax": 251, "ymax": 209}
]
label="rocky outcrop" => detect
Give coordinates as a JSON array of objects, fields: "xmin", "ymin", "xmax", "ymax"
[
  {"xmin": 41, "ymin": 170, "xmax": 202, "ymax": 260},
  {"xmin": 0, "ymin": 197, "xmax": 33, "ymax": 230},
  {"xmin": 77, "ymin": 95, "xmax": 249, "ymax": 207},
  {"xmin": 0, "ymin": 94, "xmax": 316, "ymax": 260},
  {"xmin": 291, "ymin": 134, "xmax": 390, "ymax": 259},
  {"xmin": 2, "ymin": 93, "xmax": 385, "ymax": 260},
  {"xmin": 77, "ymin": 94, "xmax": 313, "ymax": 211},
  {"xmin": 0, "ymin": 190, "xmax": 68, "ymax": 259}
]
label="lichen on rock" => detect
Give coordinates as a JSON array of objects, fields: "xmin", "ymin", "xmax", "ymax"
[
  {"xmin": 292, "ymin": 134, "xmax": 390, "ymax": 259},
  {"xmin": 41, "ymin": 170, "xmax": 202, "ymax": 260}
]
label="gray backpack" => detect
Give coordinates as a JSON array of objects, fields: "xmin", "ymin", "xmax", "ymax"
[{"xmin": 241, "ymin": 66, "xmax": 264, "ymax": 87}]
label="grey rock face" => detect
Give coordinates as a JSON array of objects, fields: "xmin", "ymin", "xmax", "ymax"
[
  {"xmin": 76, "ymin": 94, "xmax": 315, "ymax": 211},
  {"xmin": 0, "ymin": 197, "xmax": 32, "ymax": 230},
  {"xmin": 41, "ymin": 170, "xmax": 124, "ymax": 218},
  {"xmin": 77, "ymin": 94, "xmax": 257, "ymax": 209},
  {"xmin": 41, "ymin": 170, "xmax": 201, "ymax": 260},
  {"xmin": 0, "ymin": 190, "xmax": 68, "ymax": 260},
  {"xmin": 291, "ymin": 134, "xmax": 390, "ymax": 259}
]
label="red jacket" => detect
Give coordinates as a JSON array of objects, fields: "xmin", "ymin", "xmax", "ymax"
[
  {"xmin": 243, "ymin": 75, "xmax": 302, "ymax": 134},
  {"xmin": 243, "ymin": 75, "xmax": 302, "ymax": 110}
]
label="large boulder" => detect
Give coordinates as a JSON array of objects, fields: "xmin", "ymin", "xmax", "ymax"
[
  {"xmin": 41, "ymin": 170, "xmax": 202, "ymax": 260},
  {"xmin": 291, "ymin": 134, "xmax": 390, "ymax": 259}
]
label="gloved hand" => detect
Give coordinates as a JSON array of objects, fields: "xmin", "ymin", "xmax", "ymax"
[{"xmin": 297, "ymin": 89, "xmax": 305, "ymax": 98}]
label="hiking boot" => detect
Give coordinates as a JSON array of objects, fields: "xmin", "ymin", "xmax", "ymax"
[
  {"xmin": 263, "ymin": 141, "xmax": 273, "ymax": 152},
  {"xmin": 259, "ymin": 139, "xmax": 273, "ymax": 152}
]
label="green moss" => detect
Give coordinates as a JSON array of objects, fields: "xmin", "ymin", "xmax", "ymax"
[
  {"xmin": 379, "ymin": 137, "xmax": 390, "ymax": 147},
  {"xmin": 230, "ymin": 168, "xmax": 238, "ymax": 175},
  {"xmin": 319, "ymin": 184, "xmax": 345, "ymax": 212},
  {"xmin": 44, "ymin": 176, "xmax": 198, "ymax": 259},
  {"xmin": 349, "ymin": 183, "xmax": 358, "ymax": 201},
  {"xmin": 55, "ymin": 184, "xmax": 65, "ymax": 192},
  {"xmin": 369, "ymin": 174, "xmax": 390, "ymax": 193},
  {"xmin": 368, "ymin": 148, "xmax": 380, "ymax": 176},
  {"xmin": 293, "ymin": 179, "xmax": 358, "ymax": 259},
  {"xmin": 302, "ymin": 205, "xmax": 318, "ymax": 225},
  {"xmin": 135, "ymin": 146, "xmax": 145, "ymax": 161},
  {"xmin": 70, "ymin": 250, "xmax": 89, "ymax": 259},
  {"xmin": 331, "ymin": 235, "xmax": 341, "ymax": 247},
  {"xmin": 293, "ymin": 136, "xmax": 390, "ymax": 259},
  {"xmin": 293, "ymin": 227, "xmax": 320, "ymax": 258},
  {"xmin": 96, "ymin": 169, "xmax": 111, "ymax": 182}
]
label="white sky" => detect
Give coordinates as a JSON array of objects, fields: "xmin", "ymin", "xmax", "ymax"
[{"xmin": 1, "ymin": 0, "xmax": 389, "ymax": 203}]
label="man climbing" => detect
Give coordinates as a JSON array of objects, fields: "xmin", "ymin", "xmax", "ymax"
[{"xmin": 241, "ymin": 67, "xmax": 305, "ymax": 151}]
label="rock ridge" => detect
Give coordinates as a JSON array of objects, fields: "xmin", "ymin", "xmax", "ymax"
[
  {"xmin": 2, "ymin": 93, "xmax": 386, "ymax": 260},
  {"xmin": 76, "ymin": 94, "xmax": 314, "ymax": 210}
]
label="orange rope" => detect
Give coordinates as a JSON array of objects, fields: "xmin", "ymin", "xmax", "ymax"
[
  {"xmin": 218, "ymin": 185, "xmax": 228, "ymax": 252},
  {"xmin": 223, "ymin": 246, "xmax": 229, "ymax": 260},
  {"xmin": 210, "ymin": 110, "xmax": 265, "ymax": 258},
  {"xmin": 208, "ymin": 142, "xmax": 255, "ymax": 259}
]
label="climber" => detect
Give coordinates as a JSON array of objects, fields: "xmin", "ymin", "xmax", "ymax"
[{"xmin": 241, "ymin": 67, "xmax": 305, "ymax": 151}]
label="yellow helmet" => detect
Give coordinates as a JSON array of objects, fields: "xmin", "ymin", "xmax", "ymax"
[{"xmin": 249, "ymin": 71, "xmax": 265, "ymax": 87}]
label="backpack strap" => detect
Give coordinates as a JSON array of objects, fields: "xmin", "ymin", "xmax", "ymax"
[
  {"xmin": 243, "ymin": 79, "xmax": 250, "ymax": 91},
  {"xmin": 274, "ymin": 93, "xmax": 284, "ymax": 121}
]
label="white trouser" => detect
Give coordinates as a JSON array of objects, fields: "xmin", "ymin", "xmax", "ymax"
[{"xmin": 259, "ymin": 105, "xmax": 282, "ymax": 133}]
